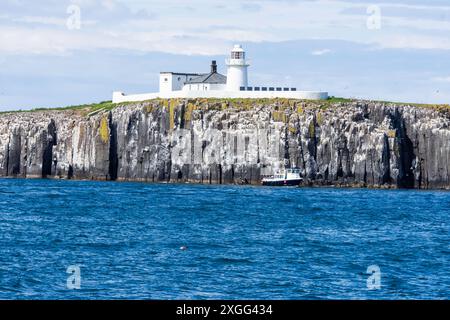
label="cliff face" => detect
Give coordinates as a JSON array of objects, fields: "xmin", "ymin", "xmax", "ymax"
[{"xmin": 0, "ymin": 99, "xmax": 449, "ymax": 189}]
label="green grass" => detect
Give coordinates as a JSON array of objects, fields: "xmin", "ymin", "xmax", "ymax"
[
  {"xmin": 365, "ymin": 99, "xmax": 450, "ymax": 114},
  {"xmin": 325, "ymin": 96, "xmax": 355, "ymax": 104},
  {"xmin": 0, "ymin": 100, "xmax": 118, "ymax": 115},
  {"xmin": 32, "ymin": 100, "xmax": 117, "ymax": 112},
  {"xmin": 1, "ymin": 97, "xmax": 448, "ymax": 116},
  {"xmin": 324, "ymin": 96, "xmax": 450, "ymax": 114}
]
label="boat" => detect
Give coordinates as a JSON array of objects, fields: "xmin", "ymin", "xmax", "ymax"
[{"xmin": 261, "ymin": 168, "xmax": 303, "ymax": 186}]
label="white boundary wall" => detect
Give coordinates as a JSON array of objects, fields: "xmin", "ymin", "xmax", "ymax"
[{"xmin": 112, "ymin": 90, "xmax": 328, "ymax": 103}]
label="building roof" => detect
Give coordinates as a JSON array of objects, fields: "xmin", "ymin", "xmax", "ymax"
[
  {"xmin": 184, "ymin": 72, "xmax": 227, "ymax": 84},
  {"xmin": 159, "ymin": 72, "xmax": 201, "ymax": 76}
]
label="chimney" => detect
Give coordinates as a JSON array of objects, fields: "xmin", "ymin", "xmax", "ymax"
[{"xmin": 211, "ymin": 60, "xmax": 217, "ymax": 73}]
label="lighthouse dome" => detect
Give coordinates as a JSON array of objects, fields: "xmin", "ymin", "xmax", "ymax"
[{"xmin": 232, "ymin": 44, "xmax": 244, "ymax": 52}]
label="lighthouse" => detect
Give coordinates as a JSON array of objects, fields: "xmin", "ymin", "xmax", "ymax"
[
  {"xmin": 113, "ymin": 44, "xmax": 329, "ymax": 103},
  {"xmin": 226, "ymin": 44, "xmax": 250, "ymax": 91}
]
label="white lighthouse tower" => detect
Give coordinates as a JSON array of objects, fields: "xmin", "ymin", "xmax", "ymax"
[
  {"xmin": 112, "ymin": 43, "xmax": 329, "ymax": 103},
  {"xmin": 226, "ymin": 44, "xmax": 250, "ymax": 91}
]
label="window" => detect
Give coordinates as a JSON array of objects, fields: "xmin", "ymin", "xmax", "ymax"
[
  {"xmin": 231, "ymin": 52, "xmax": 245, "ymax": 59},
  {"xmin": 164, "ymin": 78, "xmax": 168, "ymax": 82},
  {"xmin": 247, "ymin": 87, "xmax": 253, "ymax": 91},
  {"xmin": 254, "ymin": 87, "xmax": 260, "ymax": 91},
  {"xmin": 178, "ymin": 77, "xmax": 181, "ymax": 81},
  {"xmin": 283, "ymin": 88, "xmax": 289, "ymax": 91},
  {"xmin": 276, "ymin": 87, "xmax": 282, "ymax": 91},
  {"xmin": 269, "ymin": 87, "xmax": 275, "ymax": 91},
  {"xmin": 291, "ymin": 88, "xmax": 297, "ymax": 91},
  {"xmin": 240, "ymin": 86, "xmax": 246, "ymax": 91},
  {"xmin": 262, "ymin": 87, "xmax": 267, "ymax": 91}
]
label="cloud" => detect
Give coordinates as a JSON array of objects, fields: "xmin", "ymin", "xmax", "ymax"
[
  {"xmin": 311, "ymin": 49, "xmax": 332, "ymax": 56},
  {"xmin": 1, "ymin": 0, "xmax": 156, "ymax": 27},
  {"xmin": 2, "ymin": 0, "xmax": 450, "ymax": 57},
  {"xmin": 432, "ymin": 76, "xmax": 450, "ymax": 82},
  {"xmin": 2, "ymin": 0, "xmax": 450, "ymax": 109},
  {"xmin": 0, "ymin": 26, "xmax": 233, "ymax": 56},
  {"xmin": 241, "ymin": 3, "xmax": 262, "ymax": 12},
  {"xmin": 374, "ymin": 33, "xmax": 450, "ymax": 50}
]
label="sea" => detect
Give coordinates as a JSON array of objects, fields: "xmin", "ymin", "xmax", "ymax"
[{"xmin": 0, "ymin": 178, "xmax": 448, "ymax": 299}]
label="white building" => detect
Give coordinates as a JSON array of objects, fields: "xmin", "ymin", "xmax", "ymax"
[
  {"xmin": 226, "ymin": 44, "xmax": 249, "ymax": 91},
  {"xmin": 113, "ymin": 44, "xmax": 328, "ymax": 103}
]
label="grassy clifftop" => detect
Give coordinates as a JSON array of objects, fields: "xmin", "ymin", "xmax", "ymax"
[{"xmin": 2, "ymin": 96, "xmax": 449, "ymax": 117}]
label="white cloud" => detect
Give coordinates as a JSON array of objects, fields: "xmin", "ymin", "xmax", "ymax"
[
  {"xmin": 374, "ymin": 34, "xmax": 450, "ymax": 50},
  {"xmin": 432, "ymin": 76, "xmax": 450, "ymax": 83},
  {"xmin": 311, "ymin": 49, "xmax": 332, "ymax": 56},
  {"xmin": 11, "ymin": 15, "xmax": 98, "ymax": 27},
  {"xmin": 1, "ymin": 0, "xmax": 450, "ymax": 56},
  {"xmin": 0, "ymin": 26, "xmax": 233, "ymax": 56}
]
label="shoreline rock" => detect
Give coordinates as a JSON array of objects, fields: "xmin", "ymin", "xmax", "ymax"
[{"xmin": 0, "ymin": 99, "xmax": 449, "ymax": 190}]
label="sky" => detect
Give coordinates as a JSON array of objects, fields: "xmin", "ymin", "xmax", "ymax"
[{"xmin": 0, "ymin": 0, "xmax": 449, "ymax": 110}]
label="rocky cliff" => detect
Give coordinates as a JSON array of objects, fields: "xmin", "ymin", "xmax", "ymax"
[{"xmin": 0, "ymin": 99, "xmax": 449, "ymax": 189}]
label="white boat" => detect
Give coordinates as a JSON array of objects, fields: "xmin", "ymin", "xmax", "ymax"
[{"xmin": 261, "ymin": 168, "xmax": 303, "ymax": 186}]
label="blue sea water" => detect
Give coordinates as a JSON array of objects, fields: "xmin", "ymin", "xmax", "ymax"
[{"xmin": 0, "ymin": 178, "xmax": 448, "ymax": 300}]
